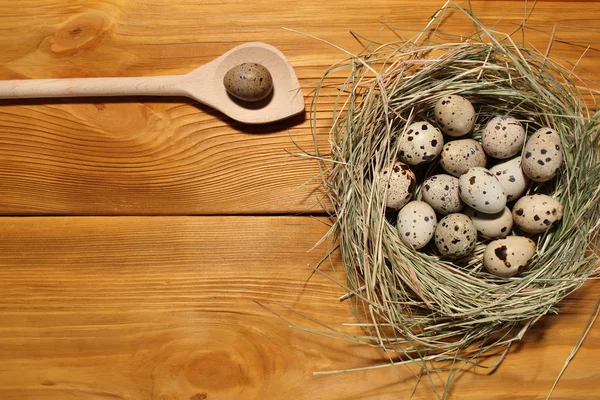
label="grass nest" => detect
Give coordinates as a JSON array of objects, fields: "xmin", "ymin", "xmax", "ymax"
[{"xmin": 307, "ymin": 1, "xmax": 600, "ymax": 392}]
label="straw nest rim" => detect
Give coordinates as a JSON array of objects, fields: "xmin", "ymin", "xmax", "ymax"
[{"xmin": 310, "ymin": 2, "xmax": 600, "ymax": 374}]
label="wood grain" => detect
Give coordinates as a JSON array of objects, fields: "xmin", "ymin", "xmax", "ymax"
[
  {"xmin": 0, "ymin": 1, "xmax": 599, "ymax": 399},
  {"xmin": 0, "ymin": 0, "xmax": 599, "ymax": 214},
  {"xmin": 0, "ymin": 216, "xmax": 598, "ymax": 400}
]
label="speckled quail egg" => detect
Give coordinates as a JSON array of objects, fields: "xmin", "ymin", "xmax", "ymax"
[
  {"xmin": 421, "ymin": 174, "xmax": 464, "ymax": 215},
  {"xmin": 378, "ymin": 162, "xmax": 416, "ymax": 210},
  {"xmin": 490, "ymin": 157, "xmax": 530, "ymax": 202},
  {"xmin": 458, "ymin": 167, "xmax": 506, "ymax": 214},
  {"xmin": 439, "ymin": 139, "xmax": 487, "ymax": 177},
  {"xmin": 512, "ymin": 194, "xmax": 564, "ymax": 233},
  {"xmin": 483, "ymin": 236, "xmax": 536, "ymax": 278},
  {"xmin": 397, "ymin": 121, "xmax": 444, "ymax": 166},
  {"xmin": 434, "ymin": 213, "xmax": 477, "ymax": 258},
  {"xmin": 434, "ymin": 94, "xmax": 476, "ymax": 137},
  {"xmin": 481, "ymin": 116, "xmax": 526, "ymax": 159},
  {"xmin": 397, "ymin": 201, "xmax": 437, "ymax": 249},
  {"xmin": 223, "ymin": 63, "xmax": 274, "ymax": 102},
  {"xmin": 464, "ymin": 206, "xmax": 513, "ymax": 239},
  {"xmin": 521, "ymin": 127, "xmax": 563, "ymax": 182}
]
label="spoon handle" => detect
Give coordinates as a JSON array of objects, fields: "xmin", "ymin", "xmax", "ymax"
[{"xmin": 0, "ymin": 75, "xmax": 187, "ymax": 100}]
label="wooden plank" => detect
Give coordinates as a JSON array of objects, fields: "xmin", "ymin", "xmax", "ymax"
[
  {"xmin": 0, "ymin": 216, "xmax": 598, "ymax": 399},
  {"xmin": 0, "ymin": 1, "xmax": 599, "ymax": 215}
]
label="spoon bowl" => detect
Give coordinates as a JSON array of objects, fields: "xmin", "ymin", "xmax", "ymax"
[
  {"xmin": 0, "ymin": 42, "xmax": 305, "ymax": 125},
  {"xmin": 183, "ymin": 42, "xmax": 304, "ymax": 124}
]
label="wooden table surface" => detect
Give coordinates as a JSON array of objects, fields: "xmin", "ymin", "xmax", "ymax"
[{"xmin": 0, "ymin": 1, "xmax": 598, "ymax": 399}]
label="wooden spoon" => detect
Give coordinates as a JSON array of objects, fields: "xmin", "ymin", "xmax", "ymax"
[{"xmin": 0, "ymin": 42, "xmax": 305, "ymax": 124}]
